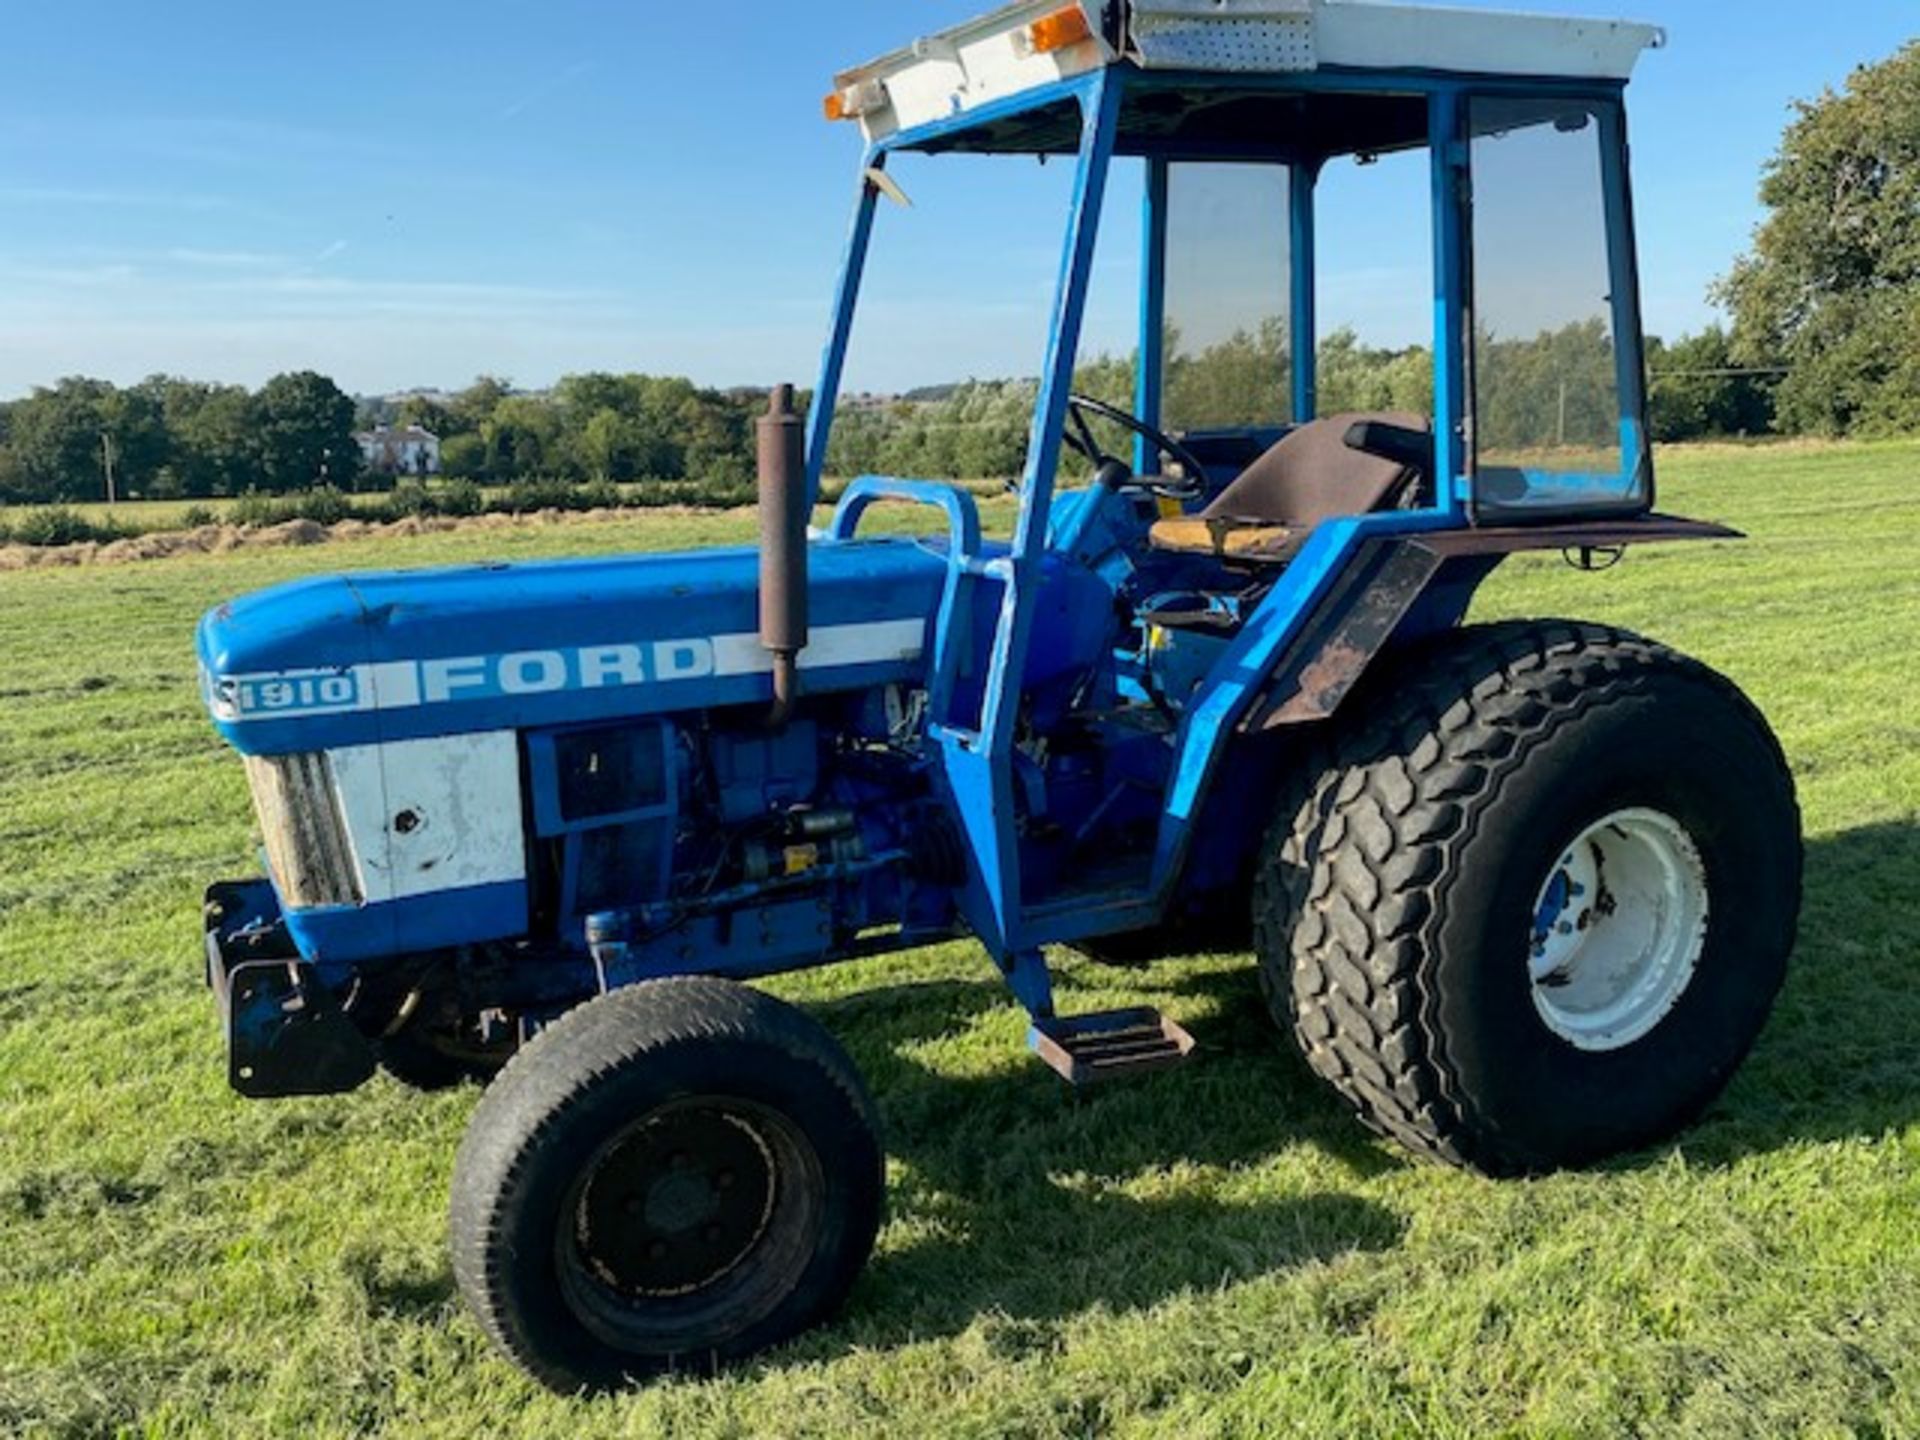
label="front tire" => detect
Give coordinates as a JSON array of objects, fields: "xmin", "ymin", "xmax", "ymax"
[
  {"xmin": 1262, "ymin": 621, "xmax": 1801, "ymax": 1175},
  {"xmin": 449, "ymin": 977, "xmax": 884, "ymax": 1392}
]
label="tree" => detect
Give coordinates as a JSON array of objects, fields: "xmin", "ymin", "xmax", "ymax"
[
  {"xmin": 1646, "ymin": 329, "xmax": 1774, "ymax": 442},
  {"xmin": 1165, "ymin": 316, "xmax": 1293, "ymax": 430},
  {"xmin": 255, "ymin": 371, "xmax": 361, "ymax": 492},
  {"xmin": 178, "ymin": 383, "xmax": 261, "ymax": 496},
  {"xmin": 1720, "ymin": 41, "xmax": 1920, "ymax": 436},
  {"xmin": 394, "ymin": 393, "xmax": 457, "ymax": 439},
  {"xmin": 1316, "ymin": 329, "xmax": 1433, "ymax": 419},
  {"xmin": 7, "ymin": 378, "xmax": 117, "ymax": 503},
  {"xmin": 133, "ymin": 376, "xmax": 259, "ymax": 497},
  {"xmin": 577, "ymin": 408, "xmax": 648, "ymax": 482},
  {"xmin": 440, "ymin": 432, "xmax": 489, "ymax": 480},
  {"xmin": 0, "ymin": 400, "xmax": 24, "ymax": 504},
  {"xmin": 680, "ymin": 392, "xmax": 752, "ymax": 487},
  {"xmin": 484, "ymin": 395, "xmax": 563, "ymax": 478},
  {"xmin": 1475, "ymin": 318, "xmax": 1619, "ymax": 460},
  {"xmin": 98, "ymin": 385, "xmax": 170, "ymax": 497},
  {"xmin": 449, "ymin": 376, "xmax": 512, "ymax": 438}
]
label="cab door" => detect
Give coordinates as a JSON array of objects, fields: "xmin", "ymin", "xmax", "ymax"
[{"xmin": 1467, "ymin": 95, "xmax": 1652, "ymax": 520}]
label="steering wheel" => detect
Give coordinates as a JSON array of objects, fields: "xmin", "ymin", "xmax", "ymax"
[{"xmin": 1060, "ymin": 393, "xmax": 1210, "ymax": 502}]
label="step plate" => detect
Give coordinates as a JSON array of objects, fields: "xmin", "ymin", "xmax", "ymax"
[{"xmin": 1029, "ymin": 1007, "xmax": 1196, "ymax": 1086}]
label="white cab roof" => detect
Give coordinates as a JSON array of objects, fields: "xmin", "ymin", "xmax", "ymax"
[{"xmin": 836, "ymin": 0, "xmax": 1664, "ymax": 143}]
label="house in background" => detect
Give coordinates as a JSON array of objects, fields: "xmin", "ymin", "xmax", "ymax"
[{"xmin": 356, "ymin": 424, "xmax": 442, "ymax": 477}]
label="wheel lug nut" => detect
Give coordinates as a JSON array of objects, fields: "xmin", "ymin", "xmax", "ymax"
[
  {"xmin": 715, "ymin": 1170, "xmax": 735, "ymax": 1190},
  {"xmin": 647, "ymin": 1240, "xmax": 667, "ymax": 1260}
]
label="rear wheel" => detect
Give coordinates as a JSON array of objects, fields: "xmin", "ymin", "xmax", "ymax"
[
  {"xmin": 1258, "ymin": 621, "xmax": 1801, "ymax": 1175},
  {"xmin": 450, "ymin": 977, "xmax": 883, "ymax": 1391}
]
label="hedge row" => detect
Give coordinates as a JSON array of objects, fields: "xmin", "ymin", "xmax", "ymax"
[{"xmin": 0, "ymin": 475, "xmax": 765, "ymax": 549}]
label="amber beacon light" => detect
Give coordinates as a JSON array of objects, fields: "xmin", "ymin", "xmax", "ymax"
[{"xmin": 1025, "ymin": 4, "xmax": 1094, "ymax": 54}]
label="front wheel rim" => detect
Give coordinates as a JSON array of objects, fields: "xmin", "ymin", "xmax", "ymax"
[
  {"xmin": 1528, "ymin": 807, "xmax": 1711, "ymax": 1053},
  {"xmin": 555, "ymin": 1096, "xmax": 825, "ymax": 1357}
]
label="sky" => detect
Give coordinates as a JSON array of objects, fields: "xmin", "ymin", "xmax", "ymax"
[{"xmin": 0, "ymin": 1, "xmax": 1911, "ymax": 400}]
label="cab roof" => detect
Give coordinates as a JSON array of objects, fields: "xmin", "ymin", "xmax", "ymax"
[{"xmin": 833, "ymin": 0, "xmax": 1664, "ymax": 147}]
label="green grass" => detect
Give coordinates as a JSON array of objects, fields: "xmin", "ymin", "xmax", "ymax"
[{"xmin": 1, "ymin": 440, "xmax": 1916, "ymax": 1438}]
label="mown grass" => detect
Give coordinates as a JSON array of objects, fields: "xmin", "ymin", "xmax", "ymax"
[{"xmin": 1, "ymin": 440, "xmax": 1916, "ymax": 1438}]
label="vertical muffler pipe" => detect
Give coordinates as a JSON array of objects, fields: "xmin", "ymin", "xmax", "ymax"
[{"xmin": 759, "ymin": 383, "xmax": 808, "ymax": 728}]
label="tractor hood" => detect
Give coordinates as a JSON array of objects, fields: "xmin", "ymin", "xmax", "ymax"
[{"xmin": 198, "ymin": 538, "xmax": 947, "ymax": 756}]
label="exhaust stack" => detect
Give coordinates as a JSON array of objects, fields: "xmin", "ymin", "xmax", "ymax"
[{"xmin": 758, "ymin": 383, "xmax": 809, "ymax": 727}]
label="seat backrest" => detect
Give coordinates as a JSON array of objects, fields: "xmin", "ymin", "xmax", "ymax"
[{"xmin": 1201, "ymin": 412, "xmax": 1429, "ymax": 528}]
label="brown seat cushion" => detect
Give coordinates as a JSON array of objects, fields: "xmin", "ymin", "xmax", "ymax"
[
  {"xmin": 1145, "ymin": 518, "xmax": 1303, "ymax": 563},
  {"xmin": 1149, "ymin": 411, "xmax": 1429, "ymax": 563}
]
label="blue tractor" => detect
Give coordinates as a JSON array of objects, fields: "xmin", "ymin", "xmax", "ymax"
[{"xmin": 198, "ymin": 0, "xmax": 1801, "ymax": 1391}]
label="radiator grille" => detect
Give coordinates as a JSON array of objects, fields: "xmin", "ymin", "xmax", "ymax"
[{"xmin": 243, "ymin": 752, "xmax": 365, "ymax": 908}]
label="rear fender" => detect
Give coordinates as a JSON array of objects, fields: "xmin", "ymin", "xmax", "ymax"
[
  {"xmin": 1159, "ymin": 514, "xmax": 1739, "ymax": 909},
  {"xmin": 1237, "ymin": 514, "xmax": 1738, "ymax": 733}
]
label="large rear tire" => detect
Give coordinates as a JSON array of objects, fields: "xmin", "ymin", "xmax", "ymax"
[
  {"xmin": 449, "ymin": 977, "xmax": 883, "ymax": 1392},
  {"xmin": 1257, "ymin": 621, "xmax": 1801, "ymax": 1175}
]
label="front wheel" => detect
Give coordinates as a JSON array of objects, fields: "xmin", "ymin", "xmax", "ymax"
[
  {"xmin": 449, "ymin": 977, "xmax": 884, "ymax": 1392},
  {"xmin": 1262, "ymin": 621, "xmax": 1802, "ymax": 1175}
]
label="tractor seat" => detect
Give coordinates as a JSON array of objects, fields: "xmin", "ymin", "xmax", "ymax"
[{"xmin": 1149, "ymin": 412, "xmax": 1432, "ymax": 564}]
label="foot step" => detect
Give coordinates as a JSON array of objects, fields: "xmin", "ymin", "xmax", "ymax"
[{"xmin": 1028, "ymin": 1007, "xmax": 1196, "ymax": 1086}]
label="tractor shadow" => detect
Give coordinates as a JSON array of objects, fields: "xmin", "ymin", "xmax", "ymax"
[
  {"xmin": 1631, "ymin": 819, "xmax": 1920, "ymax": 1168},
  {"xmin": 348, "ymin": 826, "xmax": 1916, "ymax": 1369},
  {"xmin": 800, "ymin": 964, "xmax": 1406, "ymax": 1354},
  {"xmin": 795, "ymin": 819, "xmax": 1920, "ymax": 1353}
]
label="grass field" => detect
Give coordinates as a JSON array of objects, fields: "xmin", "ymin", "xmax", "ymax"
[{"xmin": 1, "ymin": 440, "xmax": 1916, "ymax": 1438}]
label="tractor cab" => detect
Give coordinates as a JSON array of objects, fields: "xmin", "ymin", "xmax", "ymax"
[
  {"xmin": 820, "ymin": 0, "xmax": 1660, "ymax": 525},
  {"xmin": 808, "ymin": 0, "xmax": 1682, "ymax": 959}
]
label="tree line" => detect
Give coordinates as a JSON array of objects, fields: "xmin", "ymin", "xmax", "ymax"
[
  {"xmin": 0, "ymin": 371, "xmax": 364, "ymax": 506},
  {"xmin": 374, "ymin": 373, "xmax": 764, "ymax": 491},
  {"xmin": 825, "ymin": 317, "xmax": 1767, "ymax": 484},
  {"xmin": 0, "ymin": 324, "xmax": 1773, "ymax": 509},
  {"xmin": 0, "ymin": 321, "xmax": 1807, "ymax": 510},
  {"xmin": 0, "ymin": 370, "xmax": 778, "ymax": 507}
]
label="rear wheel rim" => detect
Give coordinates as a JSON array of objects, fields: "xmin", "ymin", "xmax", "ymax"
[
  {"xmin": 1528, "ymin": 807, "xmax": 1710, "ymax": 1053},
  {"xmin": 556, "ymin": 1095, "xmax": 824, "ymax": 1356}
]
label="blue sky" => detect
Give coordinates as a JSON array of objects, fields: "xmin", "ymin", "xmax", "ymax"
[{"xmin": 0, "ymin": 1, "xmax": 1910, "ymax": 399}]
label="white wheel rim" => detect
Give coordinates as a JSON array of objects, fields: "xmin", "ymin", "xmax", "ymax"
[{"xmin": 1528, "ymin": 807, "xmax": 1710, "ymax": 1052}]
